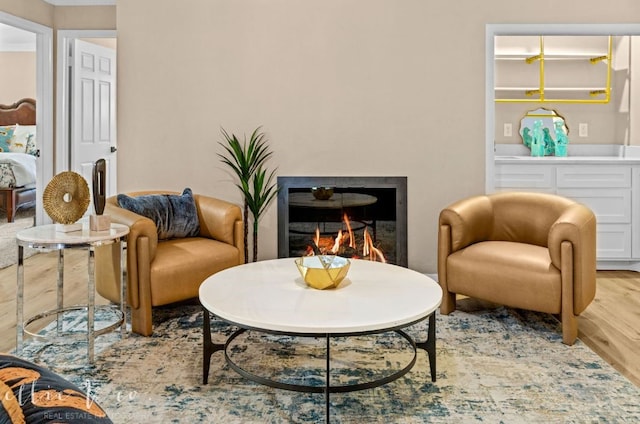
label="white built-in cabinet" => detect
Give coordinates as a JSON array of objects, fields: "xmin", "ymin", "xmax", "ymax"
[{"xmin": 495, "ymin": 162, "xmax": 639, "ymax": 263}]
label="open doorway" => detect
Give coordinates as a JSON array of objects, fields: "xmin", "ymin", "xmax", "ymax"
[
  {"xmin": 0, "ymin": 12, "xmax": 53, "ymax": 226},
  {"xmin": 0, "ymin": 23, "xmax": 36, "ymax": 228}
]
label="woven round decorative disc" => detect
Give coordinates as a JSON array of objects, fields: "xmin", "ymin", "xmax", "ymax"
[{"xmin": 43, "ymin": 171, "xmax": 91, "ymax": 224}]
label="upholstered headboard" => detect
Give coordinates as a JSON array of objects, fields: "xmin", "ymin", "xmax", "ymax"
[{"xmin": 0, "ymin": 98, "xmax": 36, "ymax": 126}]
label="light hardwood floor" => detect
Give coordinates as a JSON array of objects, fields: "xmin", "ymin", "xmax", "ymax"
[
  {"xmin": 0, "ymin": 251, "xmax": 638, "ymax": 387},
  {"xmin": 577, "ymin": 270, "xmax": 640, "ymax": 387},
  {"xmin": 0, "ymin": 249, "xmax": 109, "ymax": 354}
]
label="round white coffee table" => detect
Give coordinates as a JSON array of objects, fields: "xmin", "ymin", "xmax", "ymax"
[{"xmin": 199, "ymin": 258, "xmax": 442, "ymax": 422}]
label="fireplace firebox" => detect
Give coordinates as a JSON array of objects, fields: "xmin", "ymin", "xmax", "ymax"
[{"xmin": 277, "ymin": 176, "xmax": 407, "ymax": 267}]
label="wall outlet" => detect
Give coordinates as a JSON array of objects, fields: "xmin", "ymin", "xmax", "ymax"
[
  {"xmin": 579, "ymin": 123, "xmax": 588, "ymax": 137},
  {"xmin": 503, "ymin": 123, "xmax": 512, "ymax": 137}
]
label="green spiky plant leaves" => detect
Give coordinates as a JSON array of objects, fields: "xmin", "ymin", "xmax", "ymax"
[{"xmin": 218, "ymin": 126, "xmax": 278, "ymax": 262}]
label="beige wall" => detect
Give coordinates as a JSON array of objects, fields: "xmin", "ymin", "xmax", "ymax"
[
  {"xmin": 0, "ymin": 0, "xmax": 52, "ymax": 27},
  {"xmin": 53, "ymin": 6, "xmax": 115, "ymax": 30},
  {"xmin": 0, "ymin": 52, "xmax": 35, "ymax": 104},
  {"xmin": 116, "ymin": 0, "xmax": 640, "ymax": 273}
]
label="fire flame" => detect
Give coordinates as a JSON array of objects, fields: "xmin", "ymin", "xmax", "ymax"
[{"xmin": 307, "ymin": 213, "xmax": 387, "ymax": 263}]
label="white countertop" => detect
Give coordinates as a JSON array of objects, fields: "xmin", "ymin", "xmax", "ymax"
[
  {"xmin": 495, "ymin": 155, "xmax": 640, "ymax": 164},
  {"xmin": 495, "ymin": 144, "xmax": 640, "ymax": 164},
  {"xmin": 199, "ymin": 258, "xmax": 442, "ymax": 334}
]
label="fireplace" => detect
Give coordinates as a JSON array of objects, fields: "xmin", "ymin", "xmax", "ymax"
[{"xmin": 277, "ymin": 176, "xmax": 407, "ymax": 267}]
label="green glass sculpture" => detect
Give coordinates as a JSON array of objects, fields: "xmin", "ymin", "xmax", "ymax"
[
  {"xmin": 522, "ymin": 127, "xmax": 532, "ymax": 148},
  {"xmin": 543, "ymin": 128, "xmax": 556, "ymax": 156},
  {"xmin": 554, "ymin": 121, "xmax": 569, "ymax": 157},
  {"xmin": 530, "ymin": 120, "xmax": 545, "ymax": 157}
]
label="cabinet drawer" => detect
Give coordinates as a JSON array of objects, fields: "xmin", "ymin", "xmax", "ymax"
[
  {"xmin": 596, "ymin": 224, "xmax": 632, "ymax": 259},
  {"xmin": 557, "ymin": 166, "xmax": 631, "ymax": 188},
  {"xmin": 495, "ymin": 165, "xmax": 553, "ymax": 189},
  {"xmin": 557, "ymin": 188, "xmax": 631, "ymax": 223}
]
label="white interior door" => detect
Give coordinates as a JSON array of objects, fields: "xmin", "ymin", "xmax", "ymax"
[{"xmin": 71, "ymin": 38, "xmax": 117, "ymax": 214}]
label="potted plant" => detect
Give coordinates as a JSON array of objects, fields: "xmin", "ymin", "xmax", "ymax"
[{"xmin": 218, "ymin": 126, "xmax": 278, "ymax": 263}]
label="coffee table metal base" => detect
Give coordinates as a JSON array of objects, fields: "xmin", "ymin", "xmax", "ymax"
[{"xmin": 202, "ymin": 307, "xmax": 436, "ymax": 422}]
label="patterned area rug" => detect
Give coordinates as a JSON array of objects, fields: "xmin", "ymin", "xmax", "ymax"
[{"xmin": 16, "ymin": 304, "xmax": 640, "ymax": 423}]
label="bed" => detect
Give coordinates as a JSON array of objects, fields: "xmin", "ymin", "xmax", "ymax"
[{"xmin": 0, "ymin": 98, "xmax": 37, "ymax": 222}]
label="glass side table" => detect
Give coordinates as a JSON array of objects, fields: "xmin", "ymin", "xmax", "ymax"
[{"xmin": 15, "ymin": 221, "xmax": 129, "ymax": 363}]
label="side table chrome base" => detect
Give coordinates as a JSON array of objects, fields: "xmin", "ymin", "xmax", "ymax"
[
  {"xmin": 15, "ymin": 229, "xmax": 128, "ymax": 364},
  {"xmin": 22, "ymin": 305, "xmax": 125, "ymax": 340}
]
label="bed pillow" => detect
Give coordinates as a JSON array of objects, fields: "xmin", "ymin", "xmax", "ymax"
[
  {"xmin": 117, "ymin": 188, "xmax": 200, "ymax": 240},
  {"xmin": 11, "ymin": 124, "xmax": 36, "ymax": 154},
  {"xmin": 0, "ymin": 353, "xmax": 113, "ymax": 423},
  {"xmin": 0, "ymin": 125, "xmax": 15, "ymax": 152},
  {"xmin": 26, "ymin": 132, "xmax": 38, "ymax": 156}
]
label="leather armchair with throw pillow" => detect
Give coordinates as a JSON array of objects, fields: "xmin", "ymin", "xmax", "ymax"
[
  {"xmin": 438, "ymin": 191, "xmax": 596, "ymax": 345},
  {"xmin": 96, "ymin": 189, "xmax": 244, "ymax": 336}
]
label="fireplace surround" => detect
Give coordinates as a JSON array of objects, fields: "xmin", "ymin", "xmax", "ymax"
[{"xmin": 277, "ymin": 176, "xmax": 407, "ymax": 267}]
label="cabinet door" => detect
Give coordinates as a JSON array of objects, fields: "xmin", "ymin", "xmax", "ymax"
[
  {"xmin": 557, "ymin": 189, "xmax": 632, "ymax": 258},
  {"xmin": 495, "ymin": 164, "xmax": 554, "ymax": 190},
  {"xmin": 494, "ymin": 162, "xmax": 636, "ymax": 260},
  {"xmin": 557, "ymin": 166, "xmax": 632, "ymax": 260},
  {"xmin": 595, "ymin": 224, "xmax": 633, "ymax": 259},
  {"xmin": 556, "ymin": 165, "xmax": 631, "ymax": 188},
  {"xmin": 557, "ymin": 188, "xmax": 631, "ymax": 223},
  {"xmin": 633, "ymin": 167, "xmax": 640, "ymax": 259}
]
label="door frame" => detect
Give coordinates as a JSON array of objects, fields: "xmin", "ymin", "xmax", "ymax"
[
  {"xmin": 55, "ymin": 29, "xmax": 116, "ymax": 175},
  {"xmin": 0, "ymin": 11, "xmax": 53, "ymax": 225}
]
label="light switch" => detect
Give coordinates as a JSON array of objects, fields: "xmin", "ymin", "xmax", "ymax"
[
  {"xmin": 579, "ymin": 123, "xmax": 588, "ymax": 137},
  {"xmin": 504, "ymin": 123, "xmax": 512, "ymax": 137}
]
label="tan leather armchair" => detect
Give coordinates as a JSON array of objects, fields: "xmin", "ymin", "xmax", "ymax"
[
  {"xmin": 96, "ymin": 191, "xmax": 244, "ymax": 336},
  {"xmin": 438, "ymin": 191, "xmax": 596, "ymax": 345}
]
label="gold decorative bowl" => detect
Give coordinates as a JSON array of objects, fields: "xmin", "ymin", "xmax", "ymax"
[
  {"xmin": 311, "ymin": 186, "xmax": 334, "ymax": 200},
  {"xmin": 295, "ymin": 255, "xmax": 350, "ymax": 290}
]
